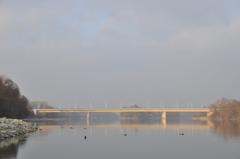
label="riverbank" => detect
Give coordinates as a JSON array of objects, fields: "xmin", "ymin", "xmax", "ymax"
[{"xmin": 0, "ymin": 118, "xmax": 37, "ymax": 141}]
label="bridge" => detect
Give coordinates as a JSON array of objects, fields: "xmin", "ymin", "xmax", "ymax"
[{"xmin": 33, "ymin": 107, "xmax": 212, "ymax": 128}]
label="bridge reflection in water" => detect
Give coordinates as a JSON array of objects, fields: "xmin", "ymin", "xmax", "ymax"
[{"xmin": 38, "ymin": 123, "xmax": 213, "ymax": 131}]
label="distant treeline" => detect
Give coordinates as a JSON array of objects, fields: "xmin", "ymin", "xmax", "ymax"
[
  {"xmin": 210, "ymin": 98, "xmax": 240, "ymax": 121},
  {"xmin": 0, "ymin": 76, "xmax": 32, "ymax": 119},
  {"xmin": 210, "ymin": 98, "xmax": 240, "ymax": 138}
]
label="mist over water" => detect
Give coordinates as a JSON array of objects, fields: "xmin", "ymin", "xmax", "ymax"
[{"xmin": 1, "ymin": 113, "xmax": 240, "ymax": 159}]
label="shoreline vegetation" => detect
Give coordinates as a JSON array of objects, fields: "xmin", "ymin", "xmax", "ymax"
[
  {"xmin": 209, "ymin": 98, "xmax": 240, "ymax": 137},
  {"xmin": 0, "ymin": 76, "xmax": 36, "ymax": 141},
  {"xmin": 210, "ymin": 98, "xmax": 240, "ymax": 121},
  {"xmin": 193, "ymin": 98, "xmax": 240, "ymax": 137}
]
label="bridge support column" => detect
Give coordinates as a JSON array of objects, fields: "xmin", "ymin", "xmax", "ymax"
[
  {"xmin": 207, "ymin": 111, "xmax": 213, "ymax": 118},
  {"xmin": 161, "ymin": 112, "xmax": 167, "ymax": 128},
  {"xmin": 86, "ymin": 112, "xmax": 90, "ymax": 127},
  {"xmin": 207, "ymin": 119, "xmax": 214, "ymax": 128},
  {"xmin": 207, "ymin": 111, "xmax": 214, "ymax": 128},
  {"xmin": 33, "ymin": 109, "xmax": 38, "ymax": 116}
]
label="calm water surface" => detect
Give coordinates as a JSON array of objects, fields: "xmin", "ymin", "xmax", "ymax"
[{"xmin": 1, "ymin": 114, "xmax": 240, "ymax": 159}]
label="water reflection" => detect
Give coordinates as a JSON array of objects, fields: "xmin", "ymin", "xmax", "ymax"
[
  {"xmin": 211, "ymin": 120, "xmax": 240, "ymax": 138},
  {"xmin": 0, "ymin": 113, "xmax": 240, "ymax": 159},
  {"xmin": 0, "ymin": 137, "xmax": 27, "ymax": 159},
  {"xmin": 33, "ymin": 113, "xmax": 210, "ymax": 130},
  {"xmin": 32, "ymin": 113, "xmax": 240, "ymax": 137}
]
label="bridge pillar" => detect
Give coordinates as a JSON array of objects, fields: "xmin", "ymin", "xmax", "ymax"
[
  {"xmin": 86, "ymin": 112, "xmax": 90, "ymax": 127},
  {"xmin": 207, "ymin": 119, "xmax": 214, "ymax": 128},
  {"xmin": 161, "ymin": 112, "xmax": 167, "ymax": 128},
  {"xmin": 33, "ymin": 109, "xmax": 38, "ymax": 116},
  {"xmin": 207, "ymin": 111, "xmax": 213, "ymax": 118}
]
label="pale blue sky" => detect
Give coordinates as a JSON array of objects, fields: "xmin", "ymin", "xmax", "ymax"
[{"xmin": 0, "ymin": 0, "xmax": 240, "ymax": 107}]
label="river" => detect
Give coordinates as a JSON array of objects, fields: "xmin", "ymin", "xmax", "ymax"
[{"xmin": 0, "ymin": 113, "xmax": 240, "ymax": 159}]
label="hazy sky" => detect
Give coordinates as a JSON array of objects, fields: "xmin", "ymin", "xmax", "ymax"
[{"xmin": 0, "ymin": 0, "xmax": 240, "ymax": 107}]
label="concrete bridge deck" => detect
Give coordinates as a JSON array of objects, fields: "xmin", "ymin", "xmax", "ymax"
[{"xmin": 33, "ymin": 107, "xmax": 210, "ymax": 113}]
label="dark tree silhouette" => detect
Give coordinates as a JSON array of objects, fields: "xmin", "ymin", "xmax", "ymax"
[{"xmin": 0, "ymin": 76, "xmax": 32, "ymax": 118}]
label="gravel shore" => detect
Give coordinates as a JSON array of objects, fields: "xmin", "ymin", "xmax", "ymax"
[{"xmin": 0, "ymin": 118, "xmax": 37, "ymax": 140}]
